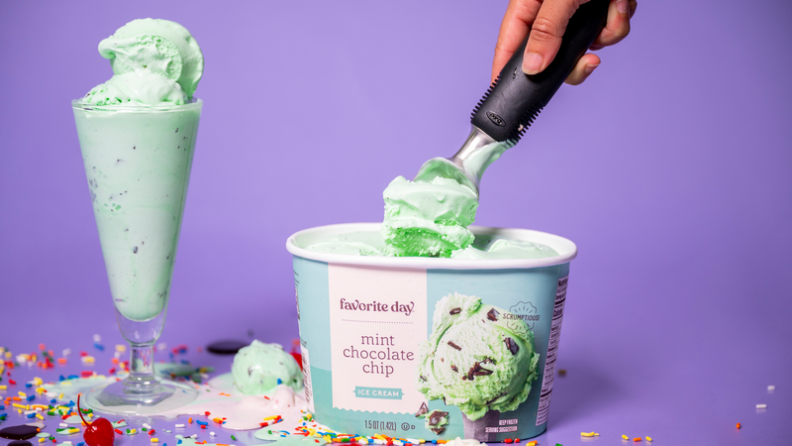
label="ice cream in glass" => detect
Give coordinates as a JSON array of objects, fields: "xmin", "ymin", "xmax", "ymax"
[{"xmin": 73, "ymin": 18, "xmax": 203, "ymax": 414}]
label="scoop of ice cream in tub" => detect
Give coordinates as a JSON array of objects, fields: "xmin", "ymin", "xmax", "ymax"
[
  {"xmin": 417, "ymin": 292, "xmax": 540, "ymax": 420},
  {"xmin": 232, "ymin": 340, "xmax": 303, "ymax": 394},
  {"xmin": 381, "ymin": 176, "xmax": 478, "ymax": 257}
]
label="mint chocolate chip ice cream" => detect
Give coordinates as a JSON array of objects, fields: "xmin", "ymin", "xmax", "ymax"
[
  {"xmin": 381, "ymin": 176, "xmax": 478, "ymax": 257},
  {"xmin": 232, "ymin": 341, "xmax": 303, "ymax": 395},
  {"xmin": 417, "ymin": 293, "xmax": 540, "ymax": 420},
  {"xmin": 84, "ymin": 18, "xmax": 203, "ymax": 106},
  {"xmin": 74, "ymin": 18, "xmax": 203, "ymax": 322}
]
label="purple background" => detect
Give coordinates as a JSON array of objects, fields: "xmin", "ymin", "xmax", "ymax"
[{"xmin": 1, "ymin": 0, "xmax": 791, "ymax": 444}]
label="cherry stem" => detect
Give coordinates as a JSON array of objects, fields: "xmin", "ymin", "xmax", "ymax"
[{"xmin": 76, "ymin": 394, "xmax": 90, "ymax": 427}]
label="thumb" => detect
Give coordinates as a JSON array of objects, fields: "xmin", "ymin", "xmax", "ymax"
[{"xmin": 523, "ymin": 0, "xmax": 587, "ymax": 75}]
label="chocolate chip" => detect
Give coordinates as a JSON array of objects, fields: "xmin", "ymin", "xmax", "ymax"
[
  {"xmin": 482, "ymin": 357, "xmax": 496, "ymax": 365},
  {"xmin": 440, "ymin": 358, "xmax": 444, "ymax": 362},
  {"xmin": 206, "ymin": 340, "xmax": 249, "ymax": 355},
  {"xmin": 430, "ymin": 428, "xmax": 445, "ymax": 435},
  {"xmin": 447, "ymin": 341, "xmax": 461, "ymax": 350},
  {"xmin": 504, "ymin": 337, "xmax": 519, "ymax": 355},
  {"xmin": 0, "ymin": 425, "xmax": 40, "ymax": 440},
  {"xmin": 487, "ymin": 308, "xmax": 499, "ymax": 321},
  {"xmin": 9, "ymin": 441, "xmax": 33, "ymax": 446},
  {"xmin": 451, "ymin": 365, "xmax": 458, "ymax": 372},
  {"xmin": 485, "ymin": 393, "xmax": 506, "ymax": 405},
  {"xmin": 132, "ymin": 246, "xmax": 138, "ymax": 254},
  {"xmin": 428, "ymin": 411, "xmax": 448, "ymax": 426},
  {"xmin": 450, "ymin": 307, "xmax": 461, "ymax": 315},
  {"xmin": 419, "ymin": 375, "xmax": 427, "ymax": 382},
  {"xmin": 415, "ymin": 402, "xmax": 429, "ymax": 418},
  {"xmin": 467, "ymin": 361, "xmax": 493, "ymax": 379}
]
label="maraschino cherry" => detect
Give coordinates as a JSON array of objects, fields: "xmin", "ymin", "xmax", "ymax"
[
  {"xmin": 76, "ymin": 394, "xmax": 114, "ymax": 446},
  {"xmin": 290, "ymin": 342, "xmax": 303, "ymax": 371}
]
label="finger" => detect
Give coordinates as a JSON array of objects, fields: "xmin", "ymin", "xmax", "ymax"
[
  {"xmin": 522, "ymin": 0, "xmax": 585, "ymax": 75},
  {"xmin": 492, "ymin": 0, "xmax": 542, "ymax": 82},
  {"xmin": 590, "ymin": 0, "xmax": 633, "ymax": 50},
  {"xmin": 564, "ymin": 53, "xmax": 601, "ymax": 85}
]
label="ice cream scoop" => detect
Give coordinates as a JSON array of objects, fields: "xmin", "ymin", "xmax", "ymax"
[
  {"xmin": 383, "ymin": 0, "xmax": 610, "ymax": 258},
  {"xmin": 414, "ymin": 0, "xmax": 611, "ymax": 195},
  {"xmin": 382, "ymin": 176, "xmax": 478, "ymax": 256}
]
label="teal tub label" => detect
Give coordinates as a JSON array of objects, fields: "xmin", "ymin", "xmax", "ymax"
[
  {"xmin": 328, "ymin": 265, "xmax": 427, "ymax": 413},
  {"xmin": 293, "ymin": 256, "xmax": 570, "ymax": 442}
]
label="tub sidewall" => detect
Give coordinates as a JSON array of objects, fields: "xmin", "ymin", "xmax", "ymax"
[{"xmin": 290, "ymin": 224, "xmax": 574, "ymax": 441}]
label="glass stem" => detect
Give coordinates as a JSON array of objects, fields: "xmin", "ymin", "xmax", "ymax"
[{"xmin": 125, "ymin": 343, "xmax": 158, "ymax": 394}]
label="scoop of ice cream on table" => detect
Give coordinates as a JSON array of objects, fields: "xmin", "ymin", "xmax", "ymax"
[{"xmin": 232, "ymin": 340, "xmax": 303, "ymax": 395}]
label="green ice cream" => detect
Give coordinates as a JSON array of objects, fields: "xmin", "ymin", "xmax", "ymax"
[
  {"xmin": 231, "ymin": 341, "xmax": 303, "ymax": 395},
  {"xmin": 305, "ymin": 230, "xmax": 558, "ymax": 260},
  {"xmin": 450, "ymin": 238, "xmax": 558, "ymax": 260},
  {"xmin": 305, "ymin": 231, "xmax": 386, "ymax": 256},
  {"xmin": 83, "ymin": 18, "xmax": 203, "ymax": 106},
  {"xmin": 417, "ymin": 293, "xmax": 540, "ymax": 420},
  {"xmin": 382, "ymin": 176, "xmax": 478, "ymax": 257},
  {"xmin": 74, "ymin": 19, "xmax": 203, "ymax": 323}
]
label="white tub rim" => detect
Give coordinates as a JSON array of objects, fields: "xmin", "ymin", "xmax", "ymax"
[{"xmin": 286, "ymin": 223, "xmax": 577, "ymax": 270}]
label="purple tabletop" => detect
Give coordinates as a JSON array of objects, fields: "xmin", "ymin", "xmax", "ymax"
[{"xmin": 1, "ymin": 1, "xmax": 791, "ymax": 445}]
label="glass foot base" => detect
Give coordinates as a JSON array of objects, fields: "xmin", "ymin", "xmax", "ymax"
[{"xmin": 84, "ymin": 378, "xmax": 198, "ymax": 415}]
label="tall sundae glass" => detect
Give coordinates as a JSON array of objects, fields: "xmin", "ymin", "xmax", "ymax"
[{"xmin": 72, "ymin": 18, "xmax": 205, "ymax": 414}]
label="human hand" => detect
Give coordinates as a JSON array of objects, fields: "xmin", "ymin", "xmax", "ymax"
[{"xmin": 492, "ymin": 0, "xmax": 637, "ymax": 85}]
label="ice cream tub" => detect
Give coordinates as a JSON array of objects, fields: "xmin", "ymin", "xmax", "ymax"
[{"xmin": 286, "ymin": 223, "xmax": 577, "ymax": 441}]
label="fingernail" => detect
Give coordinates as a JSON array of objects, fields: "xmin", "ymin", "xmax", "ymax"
[
  {"xmin": 584, "ymin": 63, "xmax": 600, "ymax": 75},
  {"xmin": 616, "ymin": 0, "xmax": 629, "ymax": 14},
  {"xmin": 523, "ymin": 52, "xmax": 544, "ymax": 75}
]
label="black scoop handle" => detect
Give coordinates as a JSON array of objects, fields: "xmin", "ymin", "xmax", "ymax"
[{"xmin": 471, "ymin": 0, "xmax": 610, "ymax": 143}]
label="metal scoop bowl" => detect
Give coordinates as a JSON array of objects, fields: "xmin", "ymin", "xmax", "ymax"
[{"xmin": 413, "ymin": 126, "xmax": 512, "ymax": 197}]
